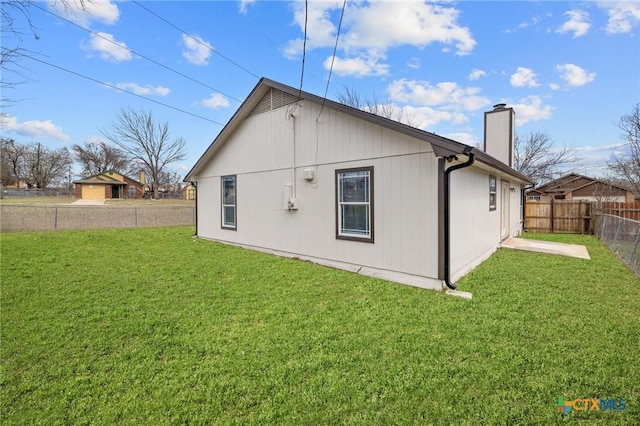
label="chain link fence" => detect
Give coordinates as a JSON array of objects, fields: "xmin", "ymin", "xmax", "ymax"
[
  {"xmin": 594, "ymin": 213, "xmax": 640, "ymax": 277},
  {"xmin": 1, "ymin": 205, "xmax": 195, "ymax": 232}
]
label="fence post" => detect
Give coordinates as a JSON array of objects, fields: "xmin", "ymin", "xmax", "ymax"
[
  {"xmin": 54, "ymin": 207, "xmax": 58, "ymax": 231},
  {"xmin": 550, "ymin": 198, "xmax": 554, "ymax": 233},
  {"xmin": 135, "ymin": 207, "xmax": 138, "ymax": 227},
  {"xmin": 612, "ymin": 218, "xmax": 623, "ymax": 247},
  {"xmin": 629, "ymin": 227, "xmax": 640, "ymax": 261}
]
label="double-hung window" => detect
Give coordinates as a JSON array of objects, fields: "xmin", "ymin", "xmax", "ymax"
[
  {"xmin": 336, "ymin": 167, "xmax": 374, "ymax": 242},
  {"xmin": 221, "ymin": 175, "xmax": 237, "ymax": 229},
  {"xmin": 489, "ymin": 175, "xmax": 497, "ymax": 211}
]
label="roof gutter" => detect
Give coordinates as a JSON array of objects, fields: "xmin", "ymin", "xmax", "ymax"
[{"xmin": 443, "ymin": 147, "xmax": 475, "ymax": 290}]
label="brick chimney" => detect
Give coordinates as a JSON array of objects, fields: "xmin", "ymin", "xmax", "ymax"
[{"xmin": 483, "ymin": 103, "xmax": 515, "ymax": 167}]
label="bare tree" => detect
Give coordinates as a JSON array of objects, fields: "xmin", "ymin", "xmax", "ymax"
[
  {"xmin": 24, "ymin": 142, "xmax": 73, "ymax": 189},
  {"xmin": 608, "ymin": 103, "xmax": 640, "ymax": 197},
  {"xmin": 1, "ymin": 137, "xmax": 27, "ymax": 185},
  {"xmin": 72, "ymin": 139, "xmax": 130, "ymax": 176},
  {"xmin": 336, "ymin": 85, "xmax": 423, "ymax": 128},
  {"xmin": 514, "ymin": 131, "xmax": 578, "ymax": 187},
  {"xmin": 101, "ymin": 108, "xmax": 186, "ymax": 199}
]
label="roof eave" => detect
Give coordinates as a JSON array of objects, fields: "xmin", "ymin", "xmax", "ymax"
[{"xmin": 184, "ymin": 77, "xmax": 533, "ymax": 185}]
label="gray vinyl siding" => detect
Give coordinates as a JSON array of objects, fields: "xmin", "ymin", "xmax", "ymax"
[{"xmin": 196, "ymin": 99, "xmax": 441, "ymax": 280}]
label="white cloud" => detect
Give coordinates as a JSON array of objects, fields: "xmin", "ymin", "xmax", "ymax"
[
  {"xmin": 84, "ymin": 32, "xmax": 132, "ymax": 62},
  {"xmin": 388, "ymin": 79, "xmax": 491, "ymax": 111},
  {"xmin": 323, "ymin": 55, "xmax": 389, "ymax": 77},
  {"xmin": 200, "ymin": 93, "xmax": 230, "ymax": 109},
  {"xmin": 599, "ymin": 1, "xmax": 640, "ymax": 34},
  {"xmin": 557, "ymin": 10, "xmax": 591, "ymax": 37},
  {"xmin": 518, "ymin": 15, "xmax": 540, "ymax": 30},
  {"xmin": 511, "ymin": 95, "xmax": 553, "ymax": 125},
  {"xmin": 238, "ymin": 0, "xmax": 256, "ymax": 15},
  {"xmin": 284, "ymin": 1, "xmax": 475, "ymax": 76},
  {"xmin": 442, "ymin": 132, "xmax": 480, "ymax": 147},
  {"xmin": 0, "ymin": 115, "xmax": 70, "ymax": 141},
  {"xmin": 48, "ymin": 0, "xmax": 120, "ymax": 26},
  {"xmin": 469, "ymin": 68, "xmax": 486, "ymax": 81},
  {"xmin": 182, "ymin": 34, "xmax": 212, "ymax": 66},
  {"xmin": 549, "ymin": 83, "xmax": 561, "ymax": 91},
  {"xmin": 407, "ymin": 57, "xmax": 421, "ymax": 70},
  {"xmin": 114, "ymin": 82, "xmax": 170, "ymax": 96},
  {"xmin": 556, "ymin": 63, "xmax": 596, "ymax": 86},
  {"xmin": 510, "ymin": 67, "xmax": 539, "ymax": 88},
  {"xmin": 573, "ymin": 144, "xmax": 626, "ymax": 153}
]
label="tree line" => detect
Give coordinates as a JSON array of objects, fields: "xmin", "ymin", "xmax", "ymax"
[{"xmin": 1, "ymin": 108, "xmax": 186, "ymax": 198}]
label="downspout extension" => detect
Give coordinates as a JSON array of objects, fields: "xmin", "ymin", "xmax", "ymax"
[{"xmin": 443, "ymin": 149, "xmax": 475, "ymax": 290}]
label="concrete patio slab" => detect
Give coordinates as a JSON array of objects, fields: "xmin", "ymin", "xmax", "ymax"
[{"xmin": 501, "ymin": 237, "xmax": 590, "ymax": 260}]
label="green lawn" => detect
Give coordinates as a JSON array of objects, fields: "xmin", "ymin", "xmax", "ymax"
[
  {"xmin": 0, "ymin": 196, "xmax": 75, "ymax": 205},
  {"xmin": 1, "ymin": 227, "xmax": 638, "ymax": 425}
]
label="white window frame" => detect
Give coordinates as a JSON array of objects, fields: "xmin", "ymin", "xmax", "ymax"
[
  {"xmin": 336, "ymin": 167, "xmax": 374, "ymax": 243},
  {"xmin": 221, "ymin": 175, "xmax": 237, "ymax": 230}
]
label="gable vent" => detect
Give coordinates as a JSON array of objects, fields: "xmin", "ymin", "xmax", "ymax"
[{"xmin": 249, "ymin": 88, "xmax": 299, "ymax": 116}]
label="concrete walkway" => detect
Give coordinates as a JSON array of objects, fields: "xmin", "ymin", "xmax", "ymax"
[
  {"xmin": 501, "ymin": 237, "xmax": 590, "ymax": 260},
  {"xmin": 72, "ymin": 199, "xmax": 105, "ymax": 205}
]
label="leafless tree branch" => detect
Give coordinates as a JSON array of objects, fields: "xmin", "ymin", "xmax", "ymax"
[{"xmin": 101, "ymin": 108, "xmax": 186, "ymax": 198}]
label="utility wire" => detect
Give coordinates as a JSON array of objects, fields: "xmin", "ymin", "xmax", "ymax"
[
  {"xmin": 132, "ymin": 0, "xmax": 260, "ymax": 79},
  {"xmin": 297, "ymin": 0, "xmax": 308, "ymax": 100},
  {"xmin": 30, "ymin": 2, "xmax": 243, "ymax": 104},
  {"xmin": 318, "ymin": 0, "xmax": 347, "ymax": 120},
  {"xmin": 17, "ymin": 52, "xmax": 226, "ymax": 126}
]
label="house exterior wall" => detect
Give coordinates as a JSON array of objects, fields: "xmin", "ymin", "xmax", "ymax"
[
  {"xmin": 123, "ymin": 176, "xmax": 144, "ymax": 199},
  {"xmin": 194, "ymin": 95, "xmax": 527, "ymax": 288},
  {"xmin": 448, "ymin": 169, "xmax": 523, "ymax": 281},
  {"xmin": 196, "ymin": 100, "xmax": 442, "ymax": 285}
]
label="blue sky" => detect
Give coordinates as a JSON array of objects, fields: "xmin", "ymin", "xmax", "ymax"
[{"xmin": 1, "ymin": 0, "xmax": 639, "ymax": 179}]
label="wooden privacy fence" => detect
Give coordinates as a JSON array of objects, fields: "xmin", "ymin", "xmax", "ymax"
[
  {"xmin": 602, "ymin": 202, "xmax": 640, "ymax": 221},
  {"xmin": 525, "ymin": 200, "xmax": 593, "ymax": 234},
  {"xmin": 525, "ymin": 200, "xmax": 640, "ymax": 234}
]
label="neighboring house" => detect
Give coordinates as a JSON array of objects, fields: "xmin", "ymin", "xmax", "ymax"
[
  {"xmin": 527, "ymin": 173, "xmax": 635, "ymax": 203},
  {"xmin": 185, "ymin": 78, "xmax": 533, "ymax": 291},
  {"xmin": 183, "ymin": 183, "xmax": 196, "ymax": 201},
  {"xmin": 73, "ymin": 170, "xmax": 144, "ymax": 200}
]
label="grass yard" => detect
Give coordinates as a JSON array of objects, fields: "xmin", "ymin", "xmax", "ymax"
[
  {"xmin": 0, "ymin": 196, "xmax": 75, "ymax": 205},
  {"xmin": 1, "ymin": 227, "xmax": 639, "ymax": 425}
]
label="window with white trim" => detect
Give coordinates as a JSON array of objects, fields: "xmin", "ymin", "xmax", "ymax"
[
  {"xmin": 221, "ymin": 175, "xmax": 237, "ymax": 229},
  {"xmin": 336, "ymin": 167, "xmax": 374, "ymax": 242}
]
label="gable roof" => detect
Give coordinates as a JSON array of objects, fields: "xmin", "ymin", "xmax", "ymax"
[
  {"xmin": 185, "ymin": 77, "xmax": 532, "ymax": 184},
  {"xmin": 73, "ymin": 170, "xmax": 142, "ymax": 186},
  {"xmin": 532, "ymin": 173, "xmax": 631, "ymax": 195}
]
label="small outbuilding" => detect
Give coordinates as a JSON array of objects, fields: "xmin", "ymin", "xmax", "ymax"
[
  {"xmin": 74, "ymin": 170, "xmax": 145, "ymax": 200},
  {"xmin": 185, "ymin": 78, "xmax": 533, "ymax": 290}
]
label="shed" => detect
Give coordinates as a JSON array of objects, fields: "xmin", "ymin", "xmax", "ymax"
[{"xmin": 185, "ymin": 78, "xmax": 533, "ymax": 290}]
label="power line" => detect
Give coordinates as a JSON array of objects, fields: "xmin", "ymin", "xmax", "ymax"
[
  {"xmin": 318, "ymin": 0, "xmax": 347, "ymax": 120},
  {"xmin": 131, "ymin": 0, "xmax": 260, "ymax": 79},
  {"xmin": 297, "ymin": 0, "xmax": 308, "ymax": 100},
  {"xmin": 17, "ymin": 52, "xmax": 226, "ymax": 126},
  {"xmin": 30, "ymin": 2, "xmax": 244, "ymax": 104}
]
